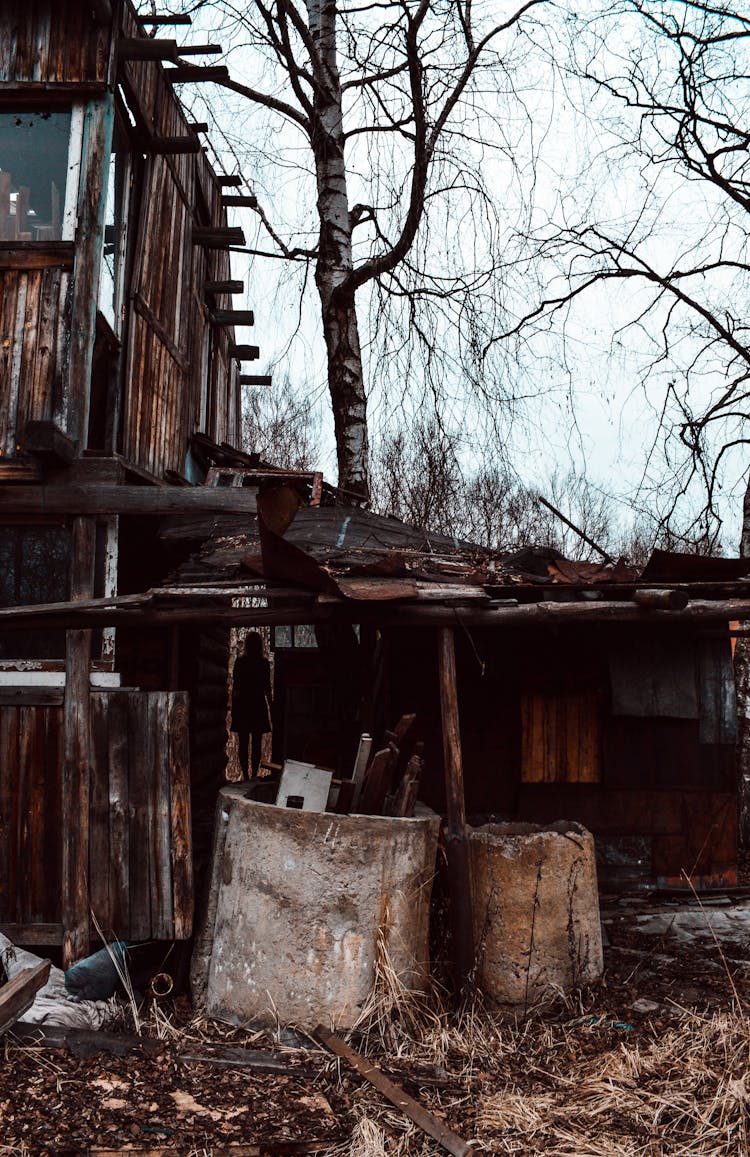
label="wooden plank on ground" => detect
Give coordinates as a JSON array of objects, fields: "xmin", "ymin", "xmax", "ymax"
[
  {"xmin": 0, "ymin": 960, "xmax": 51, "ymax": 1035},
  {"xmin": 315, "ymin": 1026, "xmax": 473, "ymax": 1157}
]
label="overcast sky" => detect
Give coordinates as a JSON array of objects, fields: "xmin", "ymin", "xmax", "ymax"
[{"xmin": 144, "ymin": 0, "xmax": 750, "ymax": 551}]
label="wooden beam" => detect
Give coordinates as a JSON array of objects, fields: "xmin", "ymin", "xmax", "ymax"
[
  {"xmin": 0, "ymin": 242, "xmax": 74, "ymax": 271},
  {"xmin": 205, "ymin": 279, "xmax": 244, "ymax": 294},
  {"xmin": 62, "ymin": 517, "xmax": 96, "ymax": 968},
  {"xmin": 167, "ymin": 65, "xmax": 230, "ymax": 83},
  {"xmin": 217, "ymin": 175, "xmax": 243, "ymax": 188},
  {"xmin": 0, "ymin": 485, "xmax": 258, "ymax": 516},
  {"xmin": 139, "ymin": 14, "xmax": 192, "ymax": 24},
  {"xmin": 231, "ymin": 344, "xmax": 260, "ymax": 361},
  {"xmin": 0, "ymin": 459, "xmax": 41, "ymax": 482},
  {"xmin": 240, "ymin": 375, "xmax": 272, "ymax": 387},
  {"xmin": 0, "ymin": 961, "xmax": 51, "ymax": 1035},
  {"xmin": 20, "ymin": 421, "xmax": 77, "ymax": 465},
  {"xmin": 146, "ymin": 136, "xmax": 202, "ymax": 155},
  {"xmin": 633, "ymin": 587, "xmax": 690, "ymax": 610},
  {"xmin": 176, "ymin": 44, "xmax": 222, "ymax": 56},
  {"xmin": 119, "ymin": 38, "xmax": 179, "ymax": 62},
  {"xmin": 193, "ymin": 226, "xmax": 246, "ymax": 248},
  {"xmin": 188, "ymin": 122, "xmax": 209, "ymax": 133},
  {"xmin": 211, "ymin": 309, "xmax": 254, "ymax": 326},
  {"xmin": 437, "ymin": 627, "xmax": 474, "ymax": 990},
  {"xmin": 221, "ymin": 194, "xmax": 258, "ymax": 208}
]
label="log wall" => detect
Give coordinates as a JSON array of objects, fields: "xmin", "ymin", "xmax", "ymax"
[{"xmin": 0, "ymin": 690, "xmax": 192, "ymax": 945}]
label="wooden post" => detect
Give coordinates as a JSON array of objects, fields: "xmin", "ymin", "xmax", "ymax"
[
  {"xmin": 61, "ymin": 517, "xmax": 96, "ymax": 968},
  {"xmin": 437, "ymin": 627, "xmax": 474, "ymax": 989}
]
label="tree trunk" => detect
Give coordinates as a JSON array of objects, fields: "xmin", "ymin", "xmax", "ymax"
[
  {"xmin": 308, "ymin": 0, "xmax": 369, "ymax": 500},
  {"xmin": 736, "ymin": 474, "xmax": 750, "ymax": 848}
]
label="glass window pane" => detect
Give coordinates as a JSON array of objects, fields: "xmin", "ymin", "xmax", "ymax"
[{"xmin": 0, "ymin": 111, "xmax": 71, "ymax": 241}]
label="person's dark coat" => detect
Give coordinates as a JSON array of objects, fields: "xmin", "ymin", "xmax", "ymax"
[{"xmin": 231, "ymin": 653, "xmax": 271, "ymax": 734}]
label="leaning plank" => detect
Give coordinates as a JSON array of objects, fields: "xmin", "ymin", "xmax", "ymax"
[
  {"xmin": 0, "ymin": 960, "xmax": 51, "ymax": 1035},
  {"xmin": 315, "ymin": 1026, "xmax": 474, "ymax": 1157}
]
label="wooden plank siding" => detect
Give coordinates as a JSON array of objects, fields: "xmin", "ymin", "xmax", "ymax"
[
  {"xmin": 0, "ymin": 691, "xmax": 192, "ymax": 944},
  {"xmin": 0, "ymin": 268, "xmax": 71, "ymax": 456},
  {"xmin": 0, "ymin": 2, "xmax": 109, "ymax": 86},
  {"xmin": 0, "ymin": 0, "xmax": 241, "ymax": 478},
  {"xmin": 521, "ymin": 690, "xmax": 602, "ymax": 783}
]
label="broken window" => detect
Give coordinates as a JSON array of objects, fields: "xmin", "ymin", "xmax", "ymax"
[
  {"xmin": 0, "ymin": 109, "xmax": 80, "ymax": 242},
  {"xmin": 98, "ymin": 118, "xmax": 131, "ymax": 333},
  {"xmin": 273, "ymin": 624, "xmax": 318, "ymax": 649}
]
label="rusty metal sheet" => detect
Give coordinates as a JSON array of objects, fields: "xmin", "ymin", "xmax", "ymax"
[
  {"xmin": 641, "ymin": 549, "xmax": 750, "ymax": 583},
  {"xmin": 334, "ymin": 577, "xmax": 419, "ymax": 601},
  {"xmin": 548, "ymin": 558, "xmax": 639, "ymax": 584}
]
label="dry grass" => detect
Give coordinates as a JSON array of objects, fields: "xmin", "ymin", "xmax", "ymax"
[{"xmin": 339, "ymin": 924, "xmax": 750, "ymax": 1155}]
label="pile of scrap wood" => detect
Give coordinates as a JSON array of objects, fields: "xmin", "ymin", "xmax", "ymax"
[{"xmin": 335, "ymin": 714, "xmax": 424, "ymax": 818}]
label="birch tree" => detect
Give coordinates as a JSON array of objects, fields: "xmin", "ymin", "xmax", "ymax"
[{"xmin": 163, "ymin": 0, "xmax": 549, "ymax": 499}]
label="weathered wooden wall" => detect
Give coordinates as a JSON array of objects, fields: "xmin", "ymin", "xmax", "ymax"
[
  {"xmin": 0, "ymin": 690, "xmax": 192, "ymax": 945},
  {"xmin": 0, "ymin": 264, "xmax": 72, "ymax": 456},
  {"xmin": 0, "ymin": 2, "xmax": 109, "ymax": 85},
  {"xmin": 0, "ymin": 0, "xmax": 241, "ymax": 475},
  {"xmin": 119, "ymin": 2, "xmax": 241, "ymax": 477}
]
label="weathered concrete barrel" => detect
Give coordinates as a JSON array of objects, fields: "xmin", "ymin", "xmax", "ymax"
[
  {"xmin": 191, "ymin": 787, "xmax": 440, "ymax": 1030},
  {"xmin": 469, "ymin": 820, "xmax": 603, "ymax": 1004}
]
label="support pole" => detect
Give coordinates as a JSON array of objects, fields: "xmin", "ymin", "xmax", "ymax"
[
  {"xmin": 61, "ymin": 517, "xmax": 96, "ymax": 968},
  {"xmin": 437, "ymin": 627, "xmax": 474, "ymax": 989}
]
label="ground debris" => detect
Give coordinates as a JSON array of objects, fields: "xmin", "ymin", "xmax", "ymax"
[{"xmin": 3, "ymin": 928, "xmax": 750, "ymax": 1156}]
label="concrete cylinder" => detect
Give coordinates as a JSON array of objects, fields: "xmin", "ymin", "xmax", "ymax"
[
  {"xmin": 191, "ymin": 787, "xmax": 440, "ymax": 1030},
  {"xmin": 469, "ymin": 820, "xmax": 603, "ymax": 1004}
]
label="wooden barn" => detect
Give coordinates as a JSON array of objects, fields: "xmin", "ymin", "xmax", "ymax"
[{"xmin": 0, "ymin": 0, "xmax": 261, "ymax": 965}]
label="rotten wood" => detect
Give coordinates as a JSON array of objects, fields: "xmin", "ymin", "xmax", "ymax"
[
  {"xmin": 391, "ymin": 744, "xmax": 424, "ymax": 818},
  {"xmin": 316, "ymin": 1026, "xmax": 474, "ymax": 1157},
  {"xmin": 0, "ymin": 960, "xmax": 50, "ymax": 1035},
  {"xmin": 357, "ymin": 747, "xmax": 395, "ymax": 816},
  {"xmin": 437, "ymin": 628, "xmax": 474, "ymax": 989}
]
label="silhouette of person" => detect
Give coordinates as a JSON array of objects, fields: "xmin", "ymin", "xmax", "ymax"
[{"xmin": 230, "ymin": 632, "xmax": 271, "ymax": 780}]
